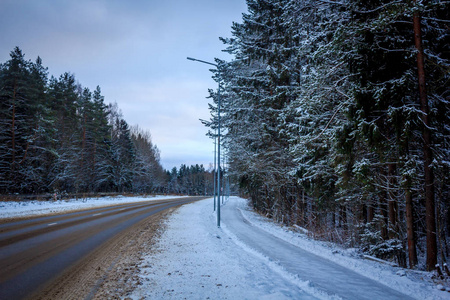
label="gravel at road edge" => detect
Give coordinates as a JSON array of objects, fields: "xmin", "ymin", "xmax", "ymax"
[{"xmin": 28, "ymin": 207, "xmax": 176, "ymax": 300}]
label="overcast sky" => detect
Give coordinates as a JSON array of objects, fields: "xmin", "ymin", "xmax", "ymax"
[{"xmin": 0, "ymin": 0, "xmax": 247, "ymax": 170}]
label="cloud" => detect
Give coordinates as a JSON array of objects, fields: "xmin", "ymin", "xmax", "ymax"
[
  {"xmin": 106, "ymin": 76, "xmax": 215, "ymax": 169},
  {"xmin": 0, "ymin": 0, "xmax": 247, "ymax": 169}
]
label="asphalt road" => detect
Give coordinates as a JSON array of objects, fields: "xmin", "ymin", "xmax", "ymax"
[
  {"xmin": 222, "ymin": 199, "xmax": 413, "ymax": 300},
  {"xmin": 0, "ymin": 197, "xmax": 204, "ymax": 300}
]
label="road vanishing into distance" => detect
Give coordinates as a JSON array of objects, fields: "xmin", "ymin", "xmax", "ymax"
[
  {"xmin": 0, "ymin": 197, "xmax": 204, "ymax": 299},
  {"xmin": 222, "ymin": 199, "xmax": 413, "ymax": 300}
]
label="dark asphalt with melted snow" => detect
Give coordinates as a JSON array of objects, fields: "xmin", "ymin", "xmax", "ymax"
[{"xmin": 0, "ymin": 197, "xmax": 203, "ymax": 300}]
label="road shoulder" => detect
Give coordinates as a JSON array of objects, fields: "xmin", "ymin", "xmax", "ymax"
[{"xmin": 29, "ymin": 207, "xmax": 176, "ymax": 300}]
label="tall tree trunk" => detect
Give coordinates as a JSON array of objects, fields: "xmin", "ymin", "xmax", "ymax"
[
  {"xmin": 301, "ymin": 189, "xmax": 306, "ymax": 226},
  {"xmin": 11, "ymin": 81, "xmax": 17, "ymax": 166},
  {"xmin": 380, "ymin": 167, "xmax": 389, "ymax": 240},
  {"xmin": 368, "ymin": 200, "xmax": 375, "ymax": 223},
  {"xmin": 405, "ymin": 176, "xmax": 418, "ymax": 268},
  {"xmin": 10, "ymin": 80, "xmax": 18, "ymax": 191},
  {"xmin": 413, "ymin": 5, "xmax": 437, "ymax": 271},
  {"xmin": 82, "ymin": 114, "xmax": 86, "ymax": 154},
  {"xmin": 296, "ymin": 186, "xmax": 301, "ymax": 225},
  {"xmin": 388, "ymin": 163, "xmax": 399, "ymax": 239},
  {"xmin": 340, "ymin": 205, "xmax": 348, "ymax": 232},
  {"xmin": 362, "ymin": 204, "xmax": 368, "ymax": 224}
]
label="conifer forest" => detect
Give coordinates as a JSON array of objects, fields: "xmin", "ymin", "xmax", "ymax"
[
  {"xmin": 1, "ymin": 0, "xmax": 449, "ymax": 274},
  {"xmin": 203, "ymin": 0, "xmax": 449, "ymax": 271},
  {"xmin": 0, "ymin": 47, "xmax": 217, "ymax": 197}
]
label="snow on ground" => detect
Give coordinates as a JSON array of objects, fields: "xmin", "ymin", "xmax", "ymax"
[
  {"xmin": 0, "ymin": 195, "xmax": 186, "ymax": 219},
  {"xmin": 1, "ymin": 195, "xmax": 447, "ymax": 299},
  {"xmin": 131, "ymin": 196, "xmax": 318, "ymax": 300},
  {"xmin": 130, "ymin": 196, "xmax": 448, "ymax": 300}
]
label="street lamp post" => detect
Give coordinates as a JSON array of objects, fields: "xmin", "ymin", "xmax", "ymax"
[
  {"xmin": 187, "ymin": 56, "xmax": 221, "ymax": 227},
  {"xmin": 213, "ymin": 129, "xmax": 216, "ymax": 212}
]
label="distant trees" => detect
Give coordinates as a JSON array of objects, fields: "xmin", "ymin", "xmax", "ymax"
[
  {"xmin": 131, "ymin": 125, "xmax": 166, "ymax": 193},
  {"xmin": 0, "ymin": 47, "xmax": 166, "ymax": 195},
  {"xmin": 164, "ymin": 164, "xmax": 215, "ymax": 196},
  {"xmin": 206, "ymin": 0, "xmax": 449, "ymax": 271}
]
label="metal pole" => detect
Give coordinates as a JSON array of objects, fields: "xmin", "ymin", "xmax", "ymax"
[
  {"xmin": 213, "ymin": 130, "xmax": 216, "ymax": 211},
  {"xmin": 221, "ymin": 149, "xmax": 225, "ymax": 204},
  {"xmin": 216, "ymin": 68, "xmax": 221, "ymax": 227},
  {"xmin": 187, "ymin": 57, "xmax": 221, "ymax": 227}
]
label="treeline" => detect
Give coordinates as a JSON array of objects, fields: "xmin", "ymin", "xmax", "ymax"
[
  {"xmin": 0, "ymin": 47, "xmax": 166, "ymax": 195},
  {"xmin": 165, "ymin": 164, "xmax": 215, "ymax": 195},
  {"xmin": 205, "ymin": 1, "xmax": 449, "ymax": 270}
]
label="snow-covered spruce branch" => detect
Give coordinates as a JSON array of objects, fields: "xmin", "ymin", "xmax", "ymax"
[
  {"xmin": 305, "ymin": 87, "xmax": 351, "ymax": 142},
  {"xmin": 316, "ymin": 0, "xmax": 346, "ymax": 6},
  {"xmin": 424, "ymin": 49, "xmax": 450, "ymax": 68},
  {"xmin": 374, "ymin": 39, "xmax": 410, "ymax": 53},
  {"xmin": 325, "ymin": 61, "xmax": 346, "ymax": 78},
  {"xmin": 352, "ymin": 0, "xmax": 404, "ymax": 14}
]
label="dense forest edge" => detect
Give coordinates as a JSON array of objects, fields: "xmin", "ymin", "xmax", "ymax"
[
  {"xmin": 202, "ymin": 0, "xmax": 449, "ymax": 273},
  {"xmin": 1, "ymin": 0, "xmax": 449, "ymax": 277},
  {"xmin": 0, "ymin": 47, "xmax": 217, "ymax": 199}
]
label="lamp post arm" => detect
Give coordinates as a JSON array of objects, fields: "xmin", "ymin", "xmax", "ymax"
[{"xmin": 187, "ymin": 57, "xmax": 218, "ymax": 67}]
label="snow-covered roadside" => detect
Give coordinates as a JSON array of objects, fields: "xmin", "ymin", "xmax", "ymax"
[
  {"xmin": 2, "ymin": 195, "xmax": 446, "ymax": 298},
  {"xmin": 130, "ymin": 196, "xmax": 448, "ymax": 300},
  {"xmin": 130, "ymin": 196, "xmax": 320, "ymax": 300},
  {"xmin": 234, "ymin": 198, "xmax": 448, "ymax": 299},
  {"xmin": 0, "ymin": 195, "xmax": 186, "ymax": 219}
]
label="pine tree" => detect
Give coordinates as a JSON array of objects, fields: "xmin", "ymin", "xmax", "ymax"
[
  {"xmin": 131, "ymin": 125, "xmax": 165, "ymax": 193},
  {"xmin": 0, "ymin": 47, "xmax": 50, "ymax": 193},
  {"xmin": 47, "ymin": 72, "xmax": 81, "ymax": 193},
  {"xmin": 27, "ymin": 56, "xmax": 53, "ymax": 193},
  {"xmin": 106, "ymin": 104, "xmax": 135, "ymax": 192}
]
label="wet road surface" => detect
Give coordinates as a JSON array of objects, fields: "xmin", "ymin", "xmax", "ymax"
[{"xmin": 0, "ymin": 197, "xmax": 204, "ymax": 299}]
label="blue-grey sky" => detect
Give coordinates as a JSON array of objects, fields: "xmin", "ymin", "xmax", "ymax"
[{"xmin": 0, "ymin": 0, "xmax": 246, "ymax": 170}]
